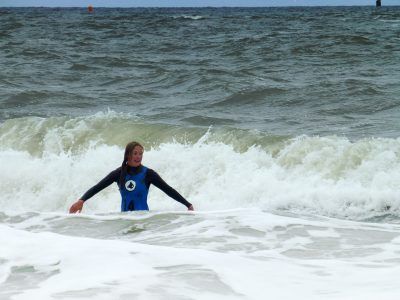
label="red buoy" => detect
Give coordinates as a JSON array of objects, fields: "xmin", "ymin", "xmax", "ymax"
[{"xmin": 88, "ymin": 5, "xmax": 94, "ymax": 13}]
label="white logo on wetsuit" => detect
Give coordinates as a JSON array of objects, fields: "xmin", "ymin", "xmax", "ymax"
[{"xmin": 125, "ymin": 180, "xmax": 136, "ymax": 191}]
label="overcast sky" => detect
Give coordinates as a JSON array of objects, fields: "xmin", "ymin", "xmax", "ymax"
[{"xmin": 1, "ymin": 0, "xmax": 399, "ymax": 6}]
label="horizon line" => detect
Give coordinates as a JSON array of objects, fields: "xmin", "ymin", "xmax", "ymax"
[{"xmin": 1, "ymin": 5, "xmax": 398, "ymax": 8}]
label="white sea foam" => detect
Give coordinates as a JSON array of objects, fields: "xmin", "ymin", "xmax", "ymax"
[
  {"xmin": 1, "ymin": 123, "xmax": 400, "ymax": 220},
  {"xmin": 174, "ymin": 15, "xmax": 206, "ymax": 20},
  {"xmin": 3, "ymin": 114, "xmax": 400, "ymax": 298},
  {"xmin": 1, "ymin": 211, "xmax": 400, "ymax": 300}
]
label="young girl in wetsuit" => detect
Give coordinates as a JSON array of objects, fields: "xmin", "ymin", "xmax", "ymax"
[{"xmin": 69, "ymin": 141, "xmax": 194, "ymax": 213}]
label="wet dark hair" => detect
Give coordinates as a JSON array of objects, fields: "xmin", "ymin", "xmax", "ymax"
[{"xmin": 119, "ymin": 141, "xmax": 144, "ymax": 187}]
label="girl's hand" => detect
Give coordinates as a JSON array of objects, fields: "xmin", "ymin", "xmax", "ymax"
[{"xmin": 69, "ymin": 199, "xmax": 84, "ymax": 213}]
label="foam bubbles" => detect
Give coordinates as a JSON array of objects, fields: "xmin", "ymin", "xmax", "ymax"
[{"xmin": 2, "ymin": 115, "xmax": 400, "ymax": 220}]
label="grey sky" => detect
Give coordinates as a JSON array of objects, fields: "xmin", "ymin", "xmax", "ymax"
[{"xmin": 1, "ymin": 0, "xmax": 399, "ymax": 7}]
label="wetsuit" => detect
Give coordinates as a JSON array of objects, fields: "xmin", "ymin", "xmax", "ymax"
[{"xmin": 80, "ymin": 165, "xmax": 192, "ymax": 211}]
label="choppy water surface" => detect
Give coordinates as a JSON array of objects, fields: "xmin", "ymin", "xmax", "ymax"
[
  {"xmin": 1, "ymin": 6, "xmax": 400, "ymax": 136},
  {"xmin": 1, "ymin": 6, "xmax": 400, "ymax": 300}
]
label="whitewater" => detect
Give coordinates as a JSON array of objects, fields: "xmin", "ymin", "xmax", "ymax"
[{"xmin": 2, "ymin": 113, "xmax": 400, "ymax": 299}]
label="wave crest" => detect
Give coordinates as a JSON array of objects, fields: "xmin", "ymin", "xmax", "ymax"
[{"xmin": 1, "ymin": 114, "xmax": 400, "ymax": 221}]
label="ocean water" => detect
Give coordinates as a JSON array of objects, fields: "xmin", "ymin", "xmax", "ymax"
[{"xmin": 1, "ymin": 6, "xmax": 400, "ymax": 300}]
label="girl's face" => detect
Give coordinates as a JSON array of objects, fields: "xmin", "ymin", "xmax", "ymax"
[{"xmin": 127, "ymin": 146, "xmax": 144, "ymax": 167}]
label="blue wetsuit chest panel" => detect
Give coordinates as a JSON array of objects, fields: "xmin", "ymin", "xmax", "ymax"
[{"xmin": 119, "ymin": 166, "xmax": 149, "ymax": 211}]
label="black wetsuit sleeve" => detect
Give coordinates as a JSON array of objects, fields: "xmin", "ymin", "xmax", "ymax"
[
  {"xmin": 80, "ymin": 168, "xmax": 120, "ymax": 201},
  {"xmin": 146, "ymin": 169, "xmax": 192, "ymax": 208}
]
